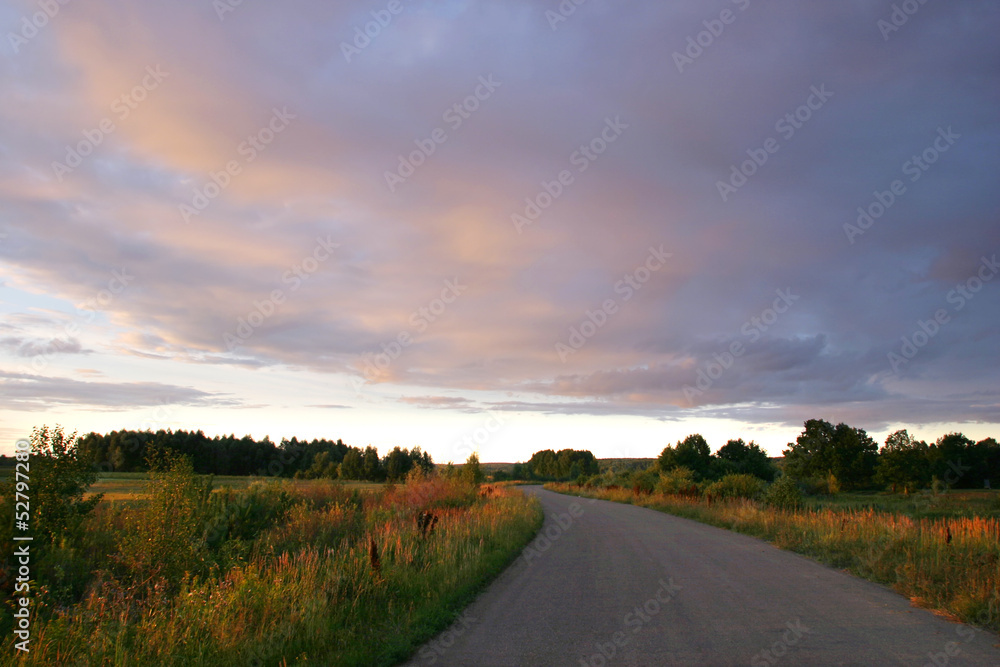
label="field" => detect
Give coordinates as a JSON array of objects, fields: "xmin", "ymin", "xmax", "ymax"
[
  {"xmin": 87, "ymin": 472, "xmax": 384, "ymax": 502},
  {"xmin": 0, "ymin": 467, "xmax": 542, "ymax": 665},
  {"xmin": 547, "ymin": 483, "xmax": 1000, "ymax": 634},
  {"xmin": 804, "ymin": 489, "xmax": 1000, "ymax": 519}
]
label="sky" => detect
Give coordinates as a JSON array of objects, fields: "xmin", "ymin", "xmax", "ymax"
[{"xmin": 1, "ymin": 0, "xmax": 998, "ymax": 463}]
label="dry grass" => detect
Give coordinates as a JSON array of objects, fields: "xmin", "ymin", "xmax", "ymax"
[{"xmin": 1, "ymin": 477, "xmax": 541, "ymax": 665}]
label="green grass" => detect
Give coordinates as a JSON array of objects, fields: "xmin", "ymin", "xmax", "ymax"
[
  {"xmin": 76, "ymin": 472, "xmax": 386, "ymax": 502},
  {"xmin": 547, "ymin": 483, "xmax": 1000, "ymax": 634},
  {"xmin": 1, "ymin": 477, "xmax": 541, "ymax": 665},
  {"xmin": 802, "ymin": 489, "xmax": 1000, "ymax": 519}
]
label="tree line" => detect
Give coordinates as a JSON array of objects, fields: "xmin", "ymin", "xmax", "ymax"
[
  {"xmin": 651, "ymin": 420, "xmax": 998, "ymax": 492},
  {"xmin": 57, "ymin": 429, "xmax": 434, "ymax": 482},
  {"xmin": 782, "ymin": 419, "xmax": 998, "ymax": 492},
  {"xmin": 503, "ymin": 449, "xmax": 600, "ymax": 482}
]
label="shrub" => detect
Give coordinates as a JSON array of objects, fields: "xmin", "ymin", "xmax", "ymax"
[
  {"xmin": 765, "ymin": 475, "xmax": 803, "ymax": 510},
  {"xmin": 22, "ymin": 425, "xmax": 102, "ymax": 545},
  {"xmin": 203, "ymin": 481, "xmax": 293, "ymax": 550},
  {"xmin": 630, "ymin": 468, "xmax": 660, "ymax": 493},
  {"xmin": 704, "ymin": 473, "xmax": 767, "ymax": 501},
  {"xmin": 657, "ymin": 467, "xmax": 698, "ymax": 495},
  {"xmin": 116, "ymin": 450, "xmax": 212, "ymax": 586}
]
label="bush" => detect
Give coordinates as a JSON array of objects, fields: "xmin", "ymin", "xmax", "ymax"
[
  {"xmin": 765, "ymin": 475, "xmax": 803, "ymax": 510},
  {"xmin": 704, "ymin": 474, "xmax": 767, "ymax": 501},
  {"xmin": 22, "ymin": 426, "xmax": 102, "ymax": 545},
  {"xmin": 630, "ymin": 468, "xmax": 660, "ymax": 493},
  {"xmin": 203, "ymin": 481, "xmax": 293, "ymax": 550},
  {"xmin": 116, "ymin": 450, "xmax": 213, "ymax": 586},
  {"xmin": 657, "ymin": 467, "xmax": 698, "ymax": 495}
]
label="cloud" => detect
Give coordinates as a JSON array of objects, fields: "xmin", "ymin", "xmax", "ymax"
[
  {"xmin": 0, "ymin": 336, "xmax": 91, "ymax": 357},
  {"xmin": 0, "ymin": 0, "xmax": 997, "ymax": 440},
  {"xmin": 0, "ymin": 371, "xmax": 241, "ymax": 411},
  {"xmin": 399, "ymin": 395, "xmax": 477, "ymax": 410}
]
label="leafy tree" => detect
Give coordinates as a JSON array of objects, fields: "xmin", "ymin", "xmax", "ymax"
[
  {"xmin": 972, "ymin": 438, "xmax": 1000, "ymax": 489},
  {"xmin": 661, "ymin": 434, "xmax": 713, "ymax": 480},
  {"xmin": 20, "ymin": 426, "xmax": 102, "ymax": 546},
  {"xmin": 339, "ymin": 448, "xmax": 363, "ymax": 480},
  {"xmin": 715, "ymin": 439, "xmax": 775, "ymax": 481},
  {"xmin": 462, "ymin": 453, "xmax": 485, "ymax": 486},
  {"xmin": 384, "ymin": 446, "xmax": 413, "ymax": 481},
  {"xmin": 657, "ymin": 445, "xmax": 678, "ymax": 473},
  {"xmin": 874, "ymin": 429, "xmax": 930, "ymax": 493},
  {"xmin": 783, "ymin": 419, "xmax": 878, "ymax": 491},
  {"xmin": 526, "ymin": 449, "xmax": 598, "ymax": 480},
  {"xmin": 928, "ymin": 433, "xmax": 975, "ymax": 489},
  {"xmin": 362, "ymin": 446, "xmax": 384, "ymax": 481}
]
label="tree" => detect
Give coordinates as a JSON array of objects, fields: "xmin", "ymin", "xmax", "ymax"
[
  {"xmin": 783, "ymin": 419, "xmax": 878, "ymax": 491},
  {"xmin": 462, "ymin": 453, "xmax": 484, "ymax": 486},
  {"xmin": 339, "ymin": 448, "xmax": 363, "ymax": 479},
  {"xmin": 384, "ymin": 446, "xmax": 413, "ymax": 482},
  {"xmin": 526, "ymin": 449, "xmax": 597, "ymax": 480},
  {"xmin": 874, "ymin": 429, "xmax": 930, "ymax": 493},
  {"xmin": 715, "ymin": 439, "xmax": 775, "ymax": 481},
  {"xmin": 673, "ymin": 434, "xmax": 713, "ymax": 480},
  {"xmin": 972, "ymin": 438, "xmax": 1000, "ymax": 489},
  {"xmin": 928, "ymin": 433, "xmax": 975, "ymax": 489},
  {"xmin": 362, "ymin": 446, "xmax": 384, "ymax": 481},
  {"xmin": 19, "ymin": 426, "xmax": 102, "ymax": 546},
  {"xmin": 657, "ymin": 445, "xmax": 678, "ymax": 473}
]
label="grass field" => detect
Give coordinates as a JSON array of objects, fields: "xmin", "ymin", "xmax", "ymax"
[
  {"xmin": 79, "ymin": 472, "xmax": 386, "ymax": 502},
  {"xmin": 547, "ymin": 483, "xmax": 1000, "ymax": 634},
  {"xmin": 1, "ymin": 469, "xmax": 541, "ymax": 665},
  {"xmin": 804, "ymin": 489, "xmax": 1000, "ymax": 519}
]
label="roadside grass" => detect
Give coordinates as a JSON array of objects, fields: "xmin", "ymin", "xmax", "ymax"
[
  {"xmin": 1, "ymin": 474, "xmax": 541, "ymax": 665},
  {"xmin": 546, "ymin": 483, "xmax": 1000, "ymax": 634},
  {"xmin": 802, "ymin": 489, "xmax": 1000, "ymax": 520}
]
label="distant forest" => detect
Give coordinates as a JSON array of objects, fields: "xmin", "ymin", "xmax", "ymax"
[
  {"xmin": 0, "ymin": 429, "xmax": 602, "ymax": 483},
  {"xmin": 66, "ymin": 429, "xmax": 433, "ymax": 481}
]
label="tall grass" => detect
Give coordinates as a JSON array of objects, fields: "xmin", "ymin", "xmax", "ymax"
[
  {"xmin": 547, "ymin": 483, "xmax": 1000, "ymax": 633},
  {"xmin": 1, "ymin": 475, "xmax": 541, "ymax": 666}
]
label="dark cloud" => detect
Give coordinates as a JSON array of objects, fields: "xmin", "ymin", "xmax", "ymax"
[{"xmin": 0, "ymin": 0, "xmax": 997, "ymax": 441}]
